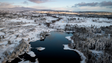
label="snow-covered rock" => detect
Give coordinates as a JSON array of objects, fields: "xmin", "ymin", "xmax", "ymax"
[
  {"xmin": 37, "ymin": 47, "xmax": 45, "ymax": 51},
  {"xmin": 65, "ymin": 36, "xmax": 71, "ymax": 41},
  {"xmin": 28, "ymin": 51, "xmax": 36, "ymax": 57},
  {"xmin": 19, "ymin": 59, "xmax": 39, "ymax": 63}
]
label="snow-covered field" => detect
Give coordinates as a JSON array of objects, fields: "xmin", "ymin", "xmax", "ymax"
[
  {"xmin": 51, "ymin": 16, "xmax": 112, "ymax": 29},
  {"xmin": 0, "ymin": 11, "xmax": 112, "ymax": 63},
  {"xmin": 0, "ymin": 14, "xmax": 55, "ymax": 62}
]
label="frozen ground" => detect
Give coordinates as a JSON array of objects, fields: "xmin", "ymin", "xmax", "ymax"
[
  {"xmin": 0, "ymin": 14, "xmax": 55, "ymax": 62},
  {"xmin": 51, "ymin": 16, "xmax": 112, "ymax": 29},
  {"xmin": 0, "ymin": 12, "xmax": 112, "ymax": 63}
]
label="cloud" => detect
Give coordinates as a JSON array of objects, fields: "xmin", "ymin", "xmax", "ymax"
[
  {"xmin": 52, "ymin": 7, "xmax": 68, "ymax": 11},
  {"xmin": 30, "ymin": 6, "xmax": 49, "ymax": 9},
  {"xmin": 28, "ymin": 0, "xmax": 49, "ymax": 4},
  {"xmin": 30, "ymin": 5, "xmax": 72, "ymax": 11},
  {"xmin": 100, "ymin": 1, "xmax": 112, "ymax": 6},
  {"xmin": 71, "ymin": 1, "xmax": 112, "ymax": 12},
  {"xmin": 22, "ymin": 1, "xmax": 28, "ymax": 5},
  {"xmin": 0, "ymin": 2, "xmax": 16, "ymax": 8},
  {"xmin": 74, "ymin": 1, "xmax": 112, "ymax": 7},
  {"xmin": 71, "ymin": 6, "xmax": 112, "ymax": 12},
  {"xmin": 74, "ymin": 2, "xmax": 98, "ymax": 7}
]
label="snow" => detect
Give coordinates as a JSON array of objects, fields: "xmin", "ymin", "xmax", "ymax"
[
  {"xmin": 37, "ymin": 47, "xmax": 45, "ymax": 51},
  {"xmin": 65, "ymin": 36, "xmax": 74, "ymax": 43},
  {"xmin": 74, "ymin": 20, "xmax": 112, "ymax": 27},
  {"xmin": 65, "ymin": 36, "xmax": 71, "ymax": 41},
  {"xmin": 19, "ymin": 61, "xmax": 30, "ymax": 63},
  {"xmin": 0, "ymin": 32, "xmax": 5, "ymax": 35},
  {"xmin": 0, "ymin": 41, "xmax": 8, "ymax": 45},
  {"xmin": 65, "ymin": 31, "xmax": 75, "ymax": 32},
  {"xmin": 10, "ymin": 18, "xmax": 34, "ymax": 23},
  {"xmin": 10, "ymin": 44, "xmax": 16, "ymax": 47},
  {"xmin": 21, "ymin": 23, "xmax": 38, "ymax": 26},
  {"xmin": 63, "ymin": 44, "xmax": 70, "ymax": 50},
  {"xmin": 90, "ymin": 50, "xmax": 103, "ymax": 60},
  {"xmin": 0, "ymin": 13, "xmax": 112, "ymax": 62},
  {"xmin": 90, "ymin": 50, "xmax": 103, "ymax": 54},
  {"xmin": 27, "ymin": 51, "xmax": 36, "ymax": 57},
  {"xmin": 18, "ymin": 59, "xmax": 39, "ymax": 63},
  {"xmin": 44, "ymin": 16, "xmax": 58, "ymax": 21},
  {"xmin": 52, "ymin": 17, "xmax": 112, "ymax": 29},
  {"xmin": 0, "ymin": 28, "xmax": 4, "ymax": 31},
  {"xmin": 63, "ymin": 44, "xmax": 86, "ymax": 63},
  {"xmin": 108, "ymin": 34, "xmax": 111, "ymax": 39}
]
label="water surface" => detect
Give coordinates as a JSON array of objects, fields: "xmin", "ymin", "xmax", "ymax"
[{"xmin": 30, "ymin": 32, "xmax": 81, "ymax": 63}]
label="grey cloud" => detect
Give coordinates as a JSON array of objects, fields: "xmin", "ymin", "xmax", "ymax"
[
  {"xmin": 75, "ymin": 2, "xmax": 98, "ymax": 7},
  {"xmin": 0, "ymin": 2, "xmax": 16, "ymax": 8},
  {"xmin": 0, "ymin": 2, "xmax": 12, "ymax": 6},
  {"xmin": 29, "ymin": 0, "xmax": 49, "ymax": 4},
  {"xmin": 23, "ymin": 1, "xmax": 28, "ymax": 5},
  {"xmin": 74, "ymin": 1, "xmax": 112, "ymax": 7},
  {"xmin": 100, "ymin": 1, "xmax": 112, "ymax": 6}
]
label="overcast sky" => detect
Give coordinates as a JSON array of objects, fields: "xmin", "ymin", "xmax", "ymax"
[{"xmin": 0, "ymin": 0, "xmax": 112, "ymax": 12}]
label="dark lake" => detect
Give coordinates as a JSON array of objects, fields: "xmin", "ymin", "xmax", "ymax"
[
  {"xmin": 30, "ymin": 32, "xmax": 81, "ymax": 63},
  {"xmin": 8, "ymin": 32, "xmax": 81, "ymax": 63}
]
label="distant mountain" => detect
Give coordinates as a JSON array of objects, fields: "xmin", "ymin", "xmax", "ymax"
[
  {"xmin": 73, "ymin": 11, "xmax": 111, "ymax": 13},
  {"xmin": 9, "ymin": 7, "xmax": 38, "ymax": 11},
  {"xmin": 0, "ymin": 7, "xmax": 70, "ymax": 12},
  {"xmin": 0, "ymin": 7, "xmax": 35, "ymax": 11},
  {"xmin": 0, "ymin": 7, "xmax": 111, "ymax": 13},
  {"xmin": 3, "ymin": 7, "xmax": 54, "ymax": 12}
]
